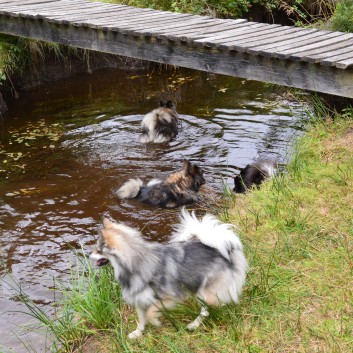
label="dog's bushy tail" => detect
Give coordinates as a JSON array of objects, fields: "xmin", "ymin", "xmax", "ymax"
[
  {"xmin": 257, "ymin": 159, "xmax": 277, "ymax": 177},
  {"xmin": 116, "ymin": 178, "xmax": 143, "ymax": 199},
  {"xmin": 171, "ymin": 208, "xmax": 247, "ymax": 302}
]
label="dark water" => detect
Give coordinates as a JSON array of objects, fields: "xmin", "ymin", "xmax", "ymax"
[{"xmin": 0, "ymin": 67, "xmax": 305, "ymax": 352}]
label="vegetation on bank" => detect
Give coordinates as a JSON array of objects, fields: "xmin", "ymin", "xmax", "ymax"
[{"xmin": 16, "ymin": 102, "xmax": 353, "ymax": 352}]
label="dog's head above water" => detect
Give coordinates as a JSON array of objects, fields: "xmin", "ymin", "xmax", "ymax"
[{"xmin": 166, "ymin": 160, "xmax": 206, "ymax": 192}]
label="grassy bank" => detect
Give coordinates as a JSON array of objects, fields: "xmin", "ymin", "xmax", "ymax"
[{"xmin": 15, "ymin": 103, "xmax": 353, "ymax": 352}]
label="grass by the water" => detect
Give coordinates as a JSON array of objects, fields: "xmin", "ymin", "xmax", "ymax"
[{"xmin": 16, "ymin": 105, "xmax": 353, "ymax": 352}]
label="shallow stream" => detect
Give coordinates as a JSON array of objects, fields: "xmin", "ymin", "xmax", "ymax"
[{"xmin": 0, "ymin": 67, "xmax": 306, "ymax": 352}]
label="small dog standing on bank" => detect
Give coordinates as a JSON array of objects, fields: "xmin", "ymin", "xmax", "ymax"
[
  {"xmin": 139, "ymin": 101, "xmax": 179, "ymax": 143},
  {"xmin": 115, "ymin": 160, "xmax": 205, "ymax": 208},
  {"xmin": 90, "ymin": 209, "xmax": 247, "ymax": 339},
  {"xmin": 233, "ymin": 159, "xmax": 277, "ymax": 193}
]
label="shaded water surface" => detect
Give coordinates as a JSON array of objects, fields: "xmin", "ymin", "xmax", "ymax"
[{"xmin": 0, "ymin": 67, "xmax": 306, "ymax": 351}]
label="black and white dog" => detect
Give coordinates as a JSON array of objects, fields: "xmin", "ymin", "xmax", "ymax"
[
  {"xmin": 233, "ymin": 159, "xmax": 277, "ymax": 193},
  {"xmin": 90, "ymin": 209, "xmax": 247, "ymax": 339},
  {"xmin": 115, "ymin": 160, "xmax": 205, "ymax": 208},
  {"xmin": 139, "ymin": 101, "xmax": 179, "ymax": 143}
]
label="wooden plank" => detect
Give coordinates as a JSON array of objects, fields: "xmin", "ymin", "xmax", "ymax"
[
  {"xmin": 69, "ymin": 11, "xmax": 184, "ymax": 31},
  {"xmin": 194, "ymin": 23, "xmax": 270, "ymax": 46},
  {"xmin": 0, "ymin": 1, "xmax": 61, "ymax": 12},
  {"xmin": 218, "ymin": 26, "xmax": 302, "ymax": 47},
  {"xmin": 50, "ymin": 8, "xmax": 158, "ymax": 23},
  {"xmin": 250, "ymin": 31, "xmax": 333, "ymax": 56},
  {"xmin": 289, "ymin": 39, "xmax": 353, "ymax": 62},
  {"xmin": 0, "ymin": 0, "xmax": 59, "ymax": 5},
  {"xmin": 220, "ymin": 28, "xmax": 319, "ymax": 54},
  {"xmin": 334, "ymin": 57, "xmax": 353, "ymax": 69},
  {"xmin": 136, "ymin": 15, "xmax": 211, "ymax": 31},
  {"xmin": 107, "ymin": 13, "xmax": 190, "ymax": 28},
  {"xmin": 0, "ymin": 2, "xmax": 90, "ymax": 17},
  {"xmin": 321, "ymin": 52, "xmax": 353, "ymax": 68},
  {"xmin": 278, "ymin": 32, "xmax": 353, "ymax": 57},
  {"xmin": 155, "ymin": 18, "xmax": 246, "ymax": 34},
  {"xmin": 18, "ymin": 4, "xmax": 112, "ymax": 17},
  {"xmin": 117, "ymin": 17, "xmax": 212, "ymax": 36},
  {"xmin": 91, "ymin": 11, "xmax": 192, "ymax": 27},
  {"xmin": 0, "ymin": 0, "xmax": 87, "ymax": 10},
  {"xmin": 32, "ymin": 6, "xmax": 152, "ymax": 25},
  {"xmin": 211, "ymin": 25, "xmax": 295, "ymax": 48},
  {"xmin": 155, "ymin": 20, "xmax": 249, "ymax": 42},
  {"xmin": 97, "ymin": 13, "xmax": 194, "ymax": 32},
  {"xmin": 222, "ymin": 27, "xmax": 318, "ymax": 52}
]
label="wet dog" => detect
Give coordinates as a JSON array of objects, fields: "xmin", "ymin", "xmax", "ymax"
[
  {"xmin": 89, "ymin": 209, "xmax": 247, "ymax": 339},
  {"xmin": 115, "ymin": 160, "xmax": 205, "ymax": 208},
  {"xmin": 139, "ymin": 101, "xmax": 179, "ymax": 143},
  {"xmin": 233, "ymin": 159, "xmax": 277, "ymax": 193}
]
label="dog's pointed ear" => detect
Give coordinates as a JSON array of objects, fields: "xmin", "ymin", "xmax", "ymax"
[
  {"xmin": 188, "ymin": 164, "xmax": 199, "ymax": 176},
  {"xmin": 182, "ymin": 159, "xmax": 191, "ymax": 173},
  {"xmin": 102, "ymin": 217, "xmax": 113, "ymax": 229},
  {"xmin": 160, "ymin": 101, "xmax": 165, "ymax": 107}
]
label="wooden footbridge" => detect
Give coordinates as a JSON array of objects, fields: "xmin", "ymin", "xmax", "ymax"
[{"xmin": 0, "ymin": 0, "xmax": 353, "ymax": 98}]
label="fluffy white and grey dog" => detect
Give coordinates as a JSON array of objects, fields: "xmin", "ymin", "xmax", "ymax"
[
  {"xmin": 90, "ymin": 209, "xmax": 247, "ymax": 339},
  {"xmin": 139, "ymin": 101, "xmax": 179, "ymax": 143}
]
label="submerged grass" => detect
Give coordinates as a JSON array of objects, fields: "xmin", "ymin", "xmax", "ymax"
[{"xmin": 11, "ymin": 101, "xmax": 353, "ymax": 352}]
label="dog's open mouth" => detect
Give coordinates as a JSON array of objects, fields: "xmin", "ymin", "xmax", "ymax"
[{"xmin": 96, "ymin": 258, "xmax": 110, "ymax": 267}]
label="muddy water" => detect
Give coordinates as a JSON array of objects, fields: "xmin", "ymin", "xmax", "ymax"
[{"xmin": 0, "ymin": 67, "xmax": 306, "ymax": 352}]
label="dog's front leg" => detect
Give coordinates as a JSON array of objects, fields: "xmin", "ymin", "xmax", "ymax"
[{"xmin": 128, "ymin": 306, "xmax": 146, "ymax": 339}]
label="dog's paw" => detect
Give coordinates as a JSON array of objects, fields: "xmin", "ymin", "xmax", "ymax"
[
  {"xmin": 150, "ymin": 318, "xmax": 162, "ymax": 327},
  {"xmin": 186, "ymin": 320, "xmax": 200, "ymax": 331},
  {"xmin": 128, "ymin": 329, "xmax": 143, "ymax": 339}
]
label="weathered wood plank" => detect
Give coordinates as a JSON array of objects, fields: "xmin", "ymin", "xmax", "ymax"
[
  {"xmin": 250, "ymin": 31, "xmax": 332, "ymax": 56},
  {"xmin": 84, "ymin": 12, "xmax": 194, "ymax": 34},
  {"xmin": 17, "ymin": 5, "xmax": 111, "ymax": 17},
  {"xmin": 210, "ymin": 26, "xmax": 295, "ymax": 48},
  {"xmin": 0, "ymin": 2, "xmax": 92, "ymax": 18},
  {"xmin": 0, "ymin": 0, "xmax": 59, "ymax": 5},
  {"xmin": 194, "ymin": 23, "xmax": 271, "ymax": 46},
  {"xmin": 322, "ymin": 53, "xmax": 353, "ymax": 68},
  {"xmin": 98, "ymin": 13, "xmax": 195, "ymax": 32},
  {"xmin": 50, "ymin": 8, "xmax": 159, "ymax": 23},
  {"xmin": 220, "ymin": 30, "xmax": 347, "ymax": 66},
  {"xmin": 334, "ymin": 57, "xmax": 353, "ymax": 69},
  {"xmin": 278, "ymin": 33, "xmax": 353, "ymax": 59},
  {"xmin": 1, "ymin": 2, "xmax": 61, "ymax": 13},
  {"xmin": 289, "ymin": 39, "xmax": 353, "ymax": 62},
  {"xmin": 118, "ymin": 17, "xmax": 212, "ymax": 36},
  {"xmin": 155, "ymin": 20, "xmax": 249, "ymax": 42},
  {"xmin": 217, "ymin": 26, "xmax": 304, "ymax": 50},
  {"xmin": 157, "ymin": 19, "xmax": 247, "ymax": 35}
]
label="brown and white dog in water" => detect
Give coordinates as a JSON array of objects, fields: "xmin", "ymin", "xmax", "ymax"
[
  {"xmin": 115, "ymin": 160, "xmax": 205, "ymax": 208},
  {"xmin": 89, "ymin": 209, "xmax": 247, "ymax": 339},
  {"xmin": 139, "ymin": 101, "xmax": 179, "ymax": 143}
]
